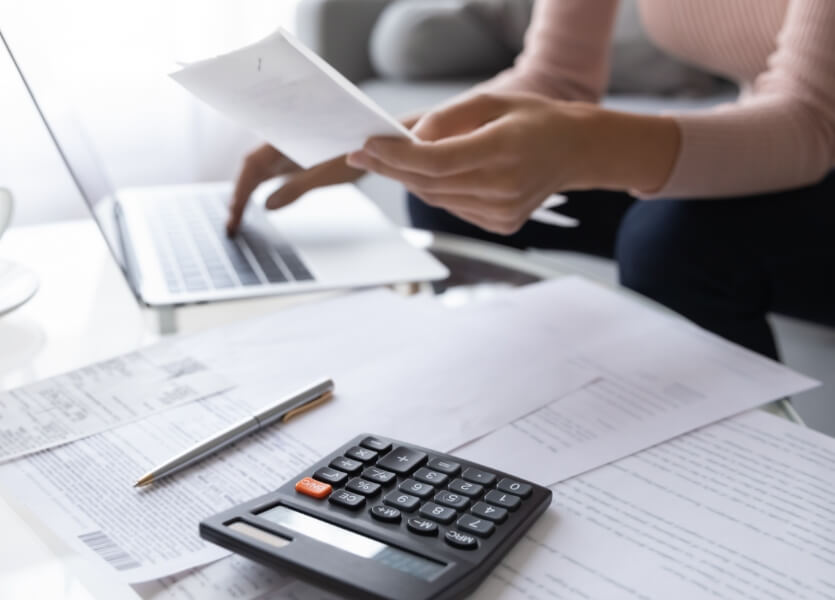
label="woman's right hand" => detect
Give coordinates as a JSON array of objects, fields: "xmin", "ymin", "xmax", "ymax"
[
  {"xmin": 227, "ymin": 116, "xmax": 423, "ymax": 236},
  {"xmin": 226, "ymin": 145, "xmax": 364, "ymax": 236}
]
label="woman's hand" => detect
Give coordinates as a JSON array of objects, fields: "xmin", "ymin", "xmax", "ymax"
[
  {"xmin": 228, "ymin": 115, "xmax": 425, "ymax": 236},
  {"xmin": 347, "ymin": 93, "xmax": 679, "ymax": 235},
  {"xmin": 226, "ymin": 146, "xmax": 363, "ymax": 236},
  {"xmin": 346, "ymin": 93, "xmax": 593, "ymax": 234}
]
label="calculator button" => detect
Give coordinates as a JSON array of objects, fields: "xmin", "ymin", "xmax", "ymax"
[
  {"xmin": 471, "ymin": 501, "xmax": 507, "ymax": 523},
  {"xmin": 426, "ymin": 457, "xmax": 461, "ymax": 475},
  {"xmin": 414, "ymin": 467, "xmax": 448, "ymax": 487},
  {"xmin": 399, "ymin": 479, "xmax": 434, "ymax": 499},
  {"xmin": 484, "ymin": 489, "xmax": 521, "ymax": 511},
  {"xmin": 295, "ymin": 477, "xmax": 332, "ymax": 499},
  {"xmin": 314, "ymin": 467, "xmax": 348, "ymax": 486},
  {"xmin": 383, "ymin": 490, "xmax": 421, "ymax": 512},
  {"xmin": 345, "ymin": 446, "xmax": 378, "ymax": 463},
  {"xmin": 407, "ymin": 517, "xmax": 439, "ymax": 536},
  {"xmin": 418, "ymin": 502, "xmax": 456, "ymax": 525},
  {"xmin": 362, "ymin": 467, "xmax": 396, "ymax": 485},
  {"xmin": 461, "ymin": 467, "xmax": 496, "ymax": 486},
  {"xmin": 444, "ymin": 530, "xmax": 478, "ymax": 550},
  {"xmin": 328, "ymin": 490, "xmax": 366, "ymax": 510},
  {"xmin": 329, "ymin": 457, "xmax": 363, "ymax": 475},
  {"xmin": 457, "ymin": 514, "xmax": 495, "ymax": 538},
  {"xmin": 360, "ymin": 436, "xmax": 392, "ymax": 454},
  {"xmin": 496, "ymin": 478, "xmax": 532, "ymax": 498},
  {"xmin": 435, "ymin": 490, "xmax": 470, "ymax": 510},
  {"xmin": 370, "ymin": 505, "xmax": 401, "ymax": 524},
  {"xmin": 448, "ymin": 478, "xmax": 484, "ymax": 498},
  {"xmin": 346, "ymin": 478, "xmax": 381, "ymax": 496},
  {"xmin": 376, "ymin": 446, "xmax": 427, "ymax": 475}
]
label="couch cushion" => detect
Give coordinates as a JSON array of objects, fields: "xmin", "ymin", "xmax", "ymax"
[
  {"xmin": 368, "ymin": 0, "xmax": 729, "ymax": 96},
  {"xmin": 361, "ymin": 78, "xmax": 736, "ymax": 119},
  {"xmin": 370, "ymin": 0, "xmax": 514, "ymax": 80}
]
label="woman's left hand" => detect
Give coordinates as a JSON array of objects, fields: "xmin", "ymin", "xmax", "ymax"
[{"xmin": 347, "ymin": 93, "xmax": 598, "ymax": 234}]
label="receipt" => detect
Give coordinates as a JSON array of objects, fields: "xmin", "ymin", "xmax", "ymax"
[
  {"xmin": 171, "ymin": 29, "xmax": 416, "ymax": 169},
  {"xmin": 0, "ymin": 392, "xmax": 322, "ymax": 582},
  {"xmin": 0, "ymin": 344, "xmax": 230, "ymax": 462}
]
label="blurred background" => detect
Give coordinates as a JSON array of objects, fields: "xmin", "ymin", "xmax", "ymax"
[{"xmin": 0, "ymin": 0, "xmax": 299, "ymax": 225}]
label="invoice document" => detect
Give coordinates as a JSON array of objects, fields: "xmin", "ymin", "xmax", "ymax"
[
  {"xmin": 171, "ymin": 29, "xmax": 416, "ymax": 168},
  {"xmin": 175, "ymin": 287, "xmax": 597, "ymax": 456},
  {"xmin": 455, "ymin": 277, "xmax": 818, "ymax": 485},
  {"xmin": 0, "ymin": 344, "xmax": 230, "ymax": 462},
  {"xmin": 475, "ymin": 410, "xmax": 835, "ymax": 599},
  {"xmin": 0, "ymin": 392, "xmax": 322, "ymax": 583}
]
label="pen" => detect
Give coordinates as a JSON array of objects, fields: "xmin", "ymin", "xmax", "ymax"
[{"xmin": 134, "ymin": 378, "xmax": 334, "ymax": 487}]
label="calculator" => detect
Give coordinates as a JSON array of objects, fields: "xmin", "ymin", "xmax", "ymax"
[{"xmin": 200, "ymin": 434, "xmax": 552, "ymax": 600}]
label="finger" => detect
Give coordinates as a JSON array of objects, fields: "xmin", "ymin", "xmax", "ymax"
[
  {"xmin": 266, "ymin": 156, "xmax": 365, "ymax": 210},
  {"xmin": 447, "ymin": 206, "xmax": 523, "ymax": 235},
  {"xmin": 444, "ymin": 206, "xmax": 498, "ymax": 233},
  {"xmin": 409, "ymin": 191, "xmax": 493, "ymax": 230},
  {"xmin": 408, "ymin": 190, "xmax": 487, "ymax": 214},
  {"xmin": 348, "ymin": 152, "xmax": 497, "ymax": 198},
  {"xmin": 414, "ymin": 192, "xmax": 526, "ymax": 235},
  {"xmin": 362, "ymin": 123, "xmax": 504, "ymax": 177},
  {"xmin": 399, "ymin": 113, "xmax": 423, "ymax": 131},
  {"xmin": 412, "ymin": 93, "xmax": 509, "ymax": 141},
  {"xmin": 228, "ymin": 146, "xmax": 295, "ymax": 235}
]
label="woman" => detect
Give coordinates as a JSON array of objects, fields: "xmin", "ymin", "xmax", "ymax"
[{"xmin": 228, "ymin": 0, "xmax": 835, "ymax": 360}]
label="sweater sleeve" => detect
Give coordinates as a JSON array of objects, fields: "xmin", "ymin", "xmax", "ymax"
[
  {"xmin": 475, "ymin": 0, "xmax": 619, "ymax": 103},
  {"xmin": 649, "ymin": 0, "xmax": 835, "ymax": 199}
]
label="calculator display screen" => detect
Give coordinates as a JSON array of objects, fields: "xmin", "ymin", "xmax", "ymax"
[{"xmin": 259, "ymin": 505, "xmax": 445, "ymax": 581}]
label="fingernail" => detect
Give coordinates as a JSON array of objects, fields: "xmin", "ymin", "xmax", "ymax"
[
  {"xmin": 363, "ymin": 141, "xmax": 380, "ymax": 157},
  {"xmin": 347, "ymin": 151, "xmax": 367, "ymax": 168}
]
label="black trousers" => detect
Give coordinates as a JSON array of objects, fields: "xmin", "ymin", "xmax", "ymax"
[{"xmin": 408, "ymin": 172, "xmax": 835, "ymax": 360}]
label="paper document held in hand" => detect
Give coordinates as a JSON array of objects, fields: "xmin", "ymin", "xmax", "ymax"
[{"xmin": 170, "ymin": 28, "xmax": 417, "ymax": 168}]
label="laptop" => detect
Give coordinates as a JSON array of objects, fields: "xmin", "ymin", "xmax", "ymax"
[{"xmin": 1, "ymin": 30, "xmax": 448, "ymax": 307}]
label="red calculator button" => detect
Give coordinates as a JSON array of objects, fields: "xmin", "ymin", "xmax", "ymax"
[{"xmin": 295, "ymin": 477, "xmax": 332, "ymax": 499}]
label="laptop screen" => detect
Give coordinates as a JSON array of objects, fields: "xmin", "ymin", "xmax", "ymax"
[{"xmin": 0, "ymin": 28, "xmax": 128, "ymax": 275}]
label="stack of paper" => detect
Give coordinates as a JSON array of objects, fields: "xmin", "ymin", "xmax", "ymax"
[{"xmin": 0, "ymin": 277, "xmax": 826, "ymax": 600}]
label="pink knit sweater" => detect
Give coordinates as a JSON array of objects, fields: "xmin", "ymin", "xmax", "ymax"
[{"xmin": 481, "ymin": 0, "xmax": 835, "ymax": 198}]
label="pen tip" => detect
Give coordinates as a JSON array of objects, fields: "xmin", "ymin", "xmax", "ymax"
[{"xmin": 134, "ymin": 475, "xmax": 153, "ymax": 487}]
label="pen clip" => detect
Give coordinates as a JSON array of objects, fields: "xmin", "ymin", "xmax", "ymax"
[{"xmin": 282, "ymin": 390, "xmax": 333, "ymax": 423}]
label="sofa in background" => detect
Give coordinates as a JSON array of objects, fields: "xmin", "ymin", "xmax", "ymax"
[{"xmin": 295, "ymin": 0, "xmax": 835, "ymax": 434}]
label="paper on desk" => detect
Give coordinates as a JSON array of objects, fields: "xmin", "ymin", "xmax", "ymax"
[
  {"xmin": 0, "ymin": 344, "xmax": 231, "ymax": 463},
  {"xmin": 178, "ymin": 287, "xmax": 597, "ymax": 457},
  {"xmin": 137, "ymin": 410, "xmax": 835, "ymax": 600},
  {"xmin": 0, "ymin": 289, "xmax": 596, "ymax": 583},
  {"xmin": 2, "ymin": 279, "xmax": 816, "ymax": 586},
  {"xmin": 475, "ymin": 410, "xmax": 835, "ymax": 599},
  {"xmin": 0, "ymin": 392, "xmax": 323, "ymax": 583},
  {"xmin": 454, "ymin": 277, "xmax": 818, "ymax": 485},
  {"xmin": 132, "ymin": 555, "xmax": 344, "ymax": 600},
  {"xmin": 170, "ymin": 29, "xmax": 416, "ymax": 169}
]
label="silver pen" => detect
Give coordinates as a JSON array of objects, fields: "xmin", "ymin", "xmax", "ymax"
[{"xmin": 134, "ymin": 378, "xmax": 334, "ymax": 487}]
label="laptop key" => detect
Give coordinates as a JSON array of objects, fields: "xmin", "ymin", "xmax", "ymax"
[
  {"xmin": 243, "ymin": 234, "xmax": 287, "ymax": 283},
  {"xmin": 183, "ymin": 277, "xmax": 209, "ymax": 292}
]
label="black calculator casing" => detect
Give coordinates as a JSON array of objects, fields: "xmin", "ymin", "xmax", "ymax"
[{"xmin": 200, "ymin": 434, "xmax": 552, "ymax": 600}]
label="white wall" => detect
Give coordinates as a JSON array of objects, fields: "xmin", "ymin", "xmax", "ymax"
[{"xmin": 0, "ymin": 0, "xmax": 298, "ymax": 227}]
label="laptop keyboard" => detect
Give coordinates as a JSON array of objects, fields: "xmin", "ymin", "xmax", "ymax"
[{"xmin": 144, "ymin": 193, "xmax": 314, "ymax": 294}]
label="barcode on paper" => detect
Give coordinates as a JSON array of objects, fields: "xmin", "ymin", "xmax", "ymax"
[{"xmin": 78, "ymin": 530, "xmax": 141, "ymax": 571}]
